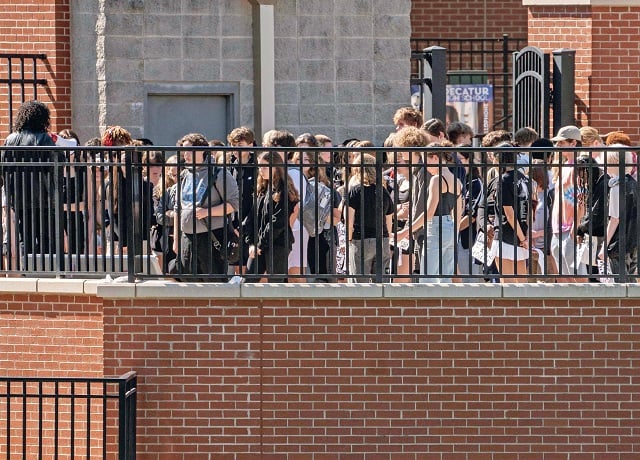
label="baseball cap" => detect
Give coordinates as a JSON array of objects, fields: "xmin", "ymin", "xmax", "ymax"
[{"xmin": 550, "ymin": 125, "xmax": 582, "ymax": 142}]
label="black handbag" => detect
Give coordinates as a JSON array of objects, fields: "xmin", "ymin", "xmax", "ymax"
[
  {"xmin": 206, "ymin": 168, "xmax": 241, "ymax": 264},
  {"xmin": 209, "ymin": 223, "xmax": 241, "ymax": 264}
]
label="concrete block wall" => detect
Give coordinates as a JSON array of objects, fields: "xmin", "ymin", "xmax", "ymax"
[
  {"xmin": 69, "ymin": 0, "xmax": 411, "ymax": 146},
  {"xmin": 274, "ymin": 0, "xmax": 411, "ymax": 144}
]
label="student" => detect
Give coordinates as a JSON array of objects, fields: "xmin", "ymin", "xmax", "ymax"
[
  {"xmin": 598, "ymin": 146, "xmax": 638, "ymax": 278},
  {"xmin": 421, "ymin": 147, "xmax": 463, "ymax": 283},
  {"xmin": 491, "ymin": 148, "xmax": 531, "ymax": 282},
  {"xmin": 227, "ymin": 126, "xmax": 257, "ymax": 273},
  {"xmin": 1, "ymin": 100, "xmax": 64, "ymax": 265},
  {"xmin": 550, "ymin": 125, "xmax": 584, "ymax": 282},
  {"xmin": 245, "ymin": 151, "xmax": 300, "ymax": 282},
  {"xmin": 345, "ymin": 154, "xmax": 394, "ymax": 282},
  {"xmin": 262, "ymin": 130, "xmax": 306, "ymax": 281},
  {"xmin": 172, "ymin": 133, "xmax": 239, "ymax": 279}
]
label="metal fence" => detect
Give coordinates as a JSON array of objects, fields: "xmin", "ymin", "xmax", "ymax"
[
  {"xmin": 0, "ymin": 372, "xmax": 137, "ymax": 459},
  {"xmin": 411, "ymin": 35, "xmax": 528, "ymax": 133},
  {"xmin": 0, "ymin": 54, "xmax": 47, "ymax": 133},
  {"xmin": 0, "ymin": 144, "xmax": 638, "ymax": 283}
]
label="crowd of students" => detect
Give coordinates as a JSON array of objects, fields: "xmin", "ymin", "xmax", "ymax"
[{"xmin": 1, "ymin": 100, "xmax": 637, "ymax": 282}]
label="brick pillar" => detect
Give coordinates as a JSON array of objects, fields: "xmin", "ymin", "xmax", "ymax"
[
  {"xmin": 525, "ymin": 1, "xmax": 640, "ymax": 142},
  {"xmin": 0, "ymin": 0, "xmax": 71, "ymax": 136}
]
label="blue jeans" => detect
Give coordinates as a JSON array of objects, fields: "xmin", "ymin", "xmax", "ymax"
[{"xmin": 421, "ymin": 215, "xmax": 456, "ymax": 283}]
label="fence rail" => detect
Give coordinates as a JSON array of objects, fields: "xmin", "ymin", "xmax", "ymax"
[
  {"xmin": 0, "ymin": 144, "xmax": 637, "ymax": 283},
  {"xmin": 0, "ymin": 372, "xmax": 137, "ymax": 460},
  {"xmin": 411, "ymin": 35, "xmax": 527, "ymax": 133}
]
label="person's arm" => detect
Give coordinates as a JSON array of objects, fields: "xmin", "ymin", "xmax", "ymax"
[
  {"xmin": 503, "ymin": 205, "xmax": 528, "ymax": 248},
  {"xmin": 425, "ymin": 175, "xmax": 440, "ymax": 222},
  {"xmin": 347, "ymin": 206, "xmax": 356, "ymax": 242},
  {"xmin": 172, "ymin": 205, "xmax": 180, "ymax": 255},
  {"xmin": 599, "ymin": 216, "xmax": 619, "ymax": 260},
  {"xmin": 455, "ymin": 179, "xmax": 464, "ymax": 234}
]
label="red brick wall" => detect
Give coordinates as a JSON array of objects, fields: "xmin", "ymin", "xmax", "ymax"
[
  {"xmin": 0, "ymin": 0, "xmax": 71, "ymax": 140},
  {"xmin": 590, "ymin": 7, "xmax": 640, "ymax": 142},
  {"xmin": 528, "ymin": 6, "xmax": 640, "ymax": 143},
  {"xmin": 103, "ymin": 296, "xmax": 640, "ymax": 458},
  {"xmin": 0, "ymin": 293, "xmax": 103, "ymax": 377},
  {"xmin": 411, "ymin": 0, "xmax": 528, "ymax": 39}
]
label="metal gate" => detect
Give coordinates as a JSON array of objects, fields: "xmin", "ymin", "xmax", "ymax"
[
  {"xmin": 512, "ymin": 46, "xmax": 550, "ymax": 138},
  {"xmin": 0, "ymin": 372, "xmax": 137, "ymax": 459},
  {"xmin": 0, "ymin": 53, "xmax": 47, "ymax": 132}
]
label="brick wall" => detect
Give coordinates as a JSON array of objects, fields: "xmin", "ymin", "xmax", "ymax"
[
  {"xmin": 590, "ymin": 7, "xmax": 640, "ymax": 142},
  {"xmin": 0, "ymin": 0, "xmax": 71, "ymax": 140},
  {"xmin": 411, "ymin": 0, "xmax": 528, "ymax": 39},
  {"xmin": 103, "ymin": 293, "xmax": 640, "ymax": 458},
  {"xmin": 528, "ymin": 5, "xmax": 640, "ymax": 143},
  {"xmin": 0, "ymin": 292, "xmax": 103, "ymax": 377}
]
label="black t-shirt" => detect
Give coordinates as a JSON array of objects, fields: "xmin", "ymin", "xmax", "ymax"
[
  {"xmin": 348, "ymin": 183, "xmax": 394, "ymax": 239},
  {"xmin": 496, "ymin": 169, "xmax": 530, "ymax": 246}
]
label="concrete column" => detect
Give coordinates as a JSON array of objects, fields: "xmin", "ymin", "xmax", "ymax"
[{"xmin": 249, "ymin": 0, "xmax": 276, "ymax": 138}]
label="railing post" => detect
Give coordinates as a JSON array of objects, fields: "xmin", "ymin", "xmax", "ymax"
[
  {"xmin": 421, "ymin": 46, "xmax": 447, "ymax": 122},
  {"xmin": 118, "ymin": 372, "xmax": 137, "ymax": 460},
  {"xmin": 552, "ymin": 48, "xmax": 576, "ymax": 134},
  {"xmin": 126, "ymin": 152, "xmax": 137, "ymax": 282},
  {"xmin": 502, "ymin": 34, "xmax": 510, "ymax": 132}
]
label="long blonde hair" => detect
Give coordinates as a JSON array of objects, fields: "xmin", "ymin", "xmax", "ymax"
[{"xmin": 350, "ymin": 153, "xmax": 377, "ymax": 187}]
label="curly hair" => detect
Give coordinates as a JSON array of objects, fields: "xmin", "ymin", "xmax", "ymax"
[
  {"xmin": 227, "ymin": 126, "xmax": 255, "ymax": 146},
  {"xmin": 101, "ymin": 126, "xmax": 132, "ymax": 146},
  {"xmin": 393, "ymin": 126, "xmax": 428, "ymax": 148},
  {"xmin": 13, "ymin": 100, "xmax": 50, "ymax": 132}
]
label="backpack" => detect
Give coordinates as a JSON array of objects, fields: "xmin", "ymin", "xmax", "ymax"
[{"xmin": 301, "ymin": 177, "xmax": 333, "ymax": 237}]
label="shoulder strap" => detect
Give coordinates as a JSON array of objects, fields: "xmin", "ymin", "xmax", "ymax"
[{"xmin": 197, "ymin": 165, "xmax": 221, "ymax": 208}]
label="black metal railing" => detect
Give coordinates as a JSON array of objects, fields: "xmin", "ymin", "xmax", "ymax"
[
  {"xmin": 411, "ymin": 35, "xmax": 527, "ymax": 133},
  {"xmin": 0, "ymin": 54, "xmax": 48, "ymax": 133},
  {"xmin": 0, "ymin": 372, "xmax": 136, "ymax": 460},
  {"xmin": 0, "ymin": 144, "xmax": 638, "ymax": 283}
]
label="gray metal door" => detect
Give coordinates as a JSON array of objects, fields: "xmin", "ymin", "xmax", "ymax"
[
  {"xmin": 512, "ymin": 46, "xmax": 550, "ymax": 138},
  {"xmin": 144, "ymin": 83, "xmax": 239, "ymax": 147}
]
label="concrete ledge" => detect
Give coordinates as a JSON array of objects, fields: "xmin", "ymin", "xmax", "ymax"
[
  {"xmin": 523, "ymin": 0, "xmax": 639, "ymax": 5},
  {"xmin": 1, "ymin": 279, "xmax": 639, "ymax": 300},
  {"xmin": 624, "ymin": 283, "xmax": 640, "ymax": 297},
  {"xmin": 134, "ymin": 281, "xmax": 241, "ymax": 298},
  {"xmin": 96, "ymin": 283, "xmax": 137, "ymax": 299},
  {"xmin": 502, "ymin": 282, "xmax": 627, "ymax": 298},
  {"xmin": 384, "ymin": 283, "xmax": 502, "ymax": 298},
  {"xmin": 239, "ymin": 282, "xmax": 384, "ymax": 298},
  {"xmin": 37, "ymin": 278, "xmax": 87, "ymax": 294},
  {"xmin": 0, "ymin": 278, "xmax": 38, "ymax": 293}
]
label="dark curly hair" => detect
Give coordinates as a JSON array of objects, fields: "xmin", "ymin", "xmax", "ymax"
[{"xmin": 13, "ymin": 100, "xmax": 51, "ymax": 132}]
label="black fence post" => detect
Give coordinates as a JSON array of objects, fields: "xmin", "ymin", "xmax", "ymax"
[
  {"xmin": 552, "ymin": 48, "xmax": 576, "ymax": 134},
  {"xmin": 422, "ymin": 46, "xmax": 447, "ymax": 123},
  {"xmin": 502, "ymin": 34, "xmax": 510, "ymax": 132}
]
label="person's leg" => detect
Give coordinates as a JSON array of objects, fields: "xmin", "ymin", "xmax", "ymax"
[
  {"xmin": 348, "ymin": 239, "xmax": 362, "ymax": 283},
  {"xmin": 423, "ymin": 218, "xmax": 444, "ymax": 282},
  {"xmin": 269, "ymin": 246, "xmax": 290, "ymax": 282},
  {"xmin": 438, "ymin": 217, "xmax": 455, "ymax": 283}
]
